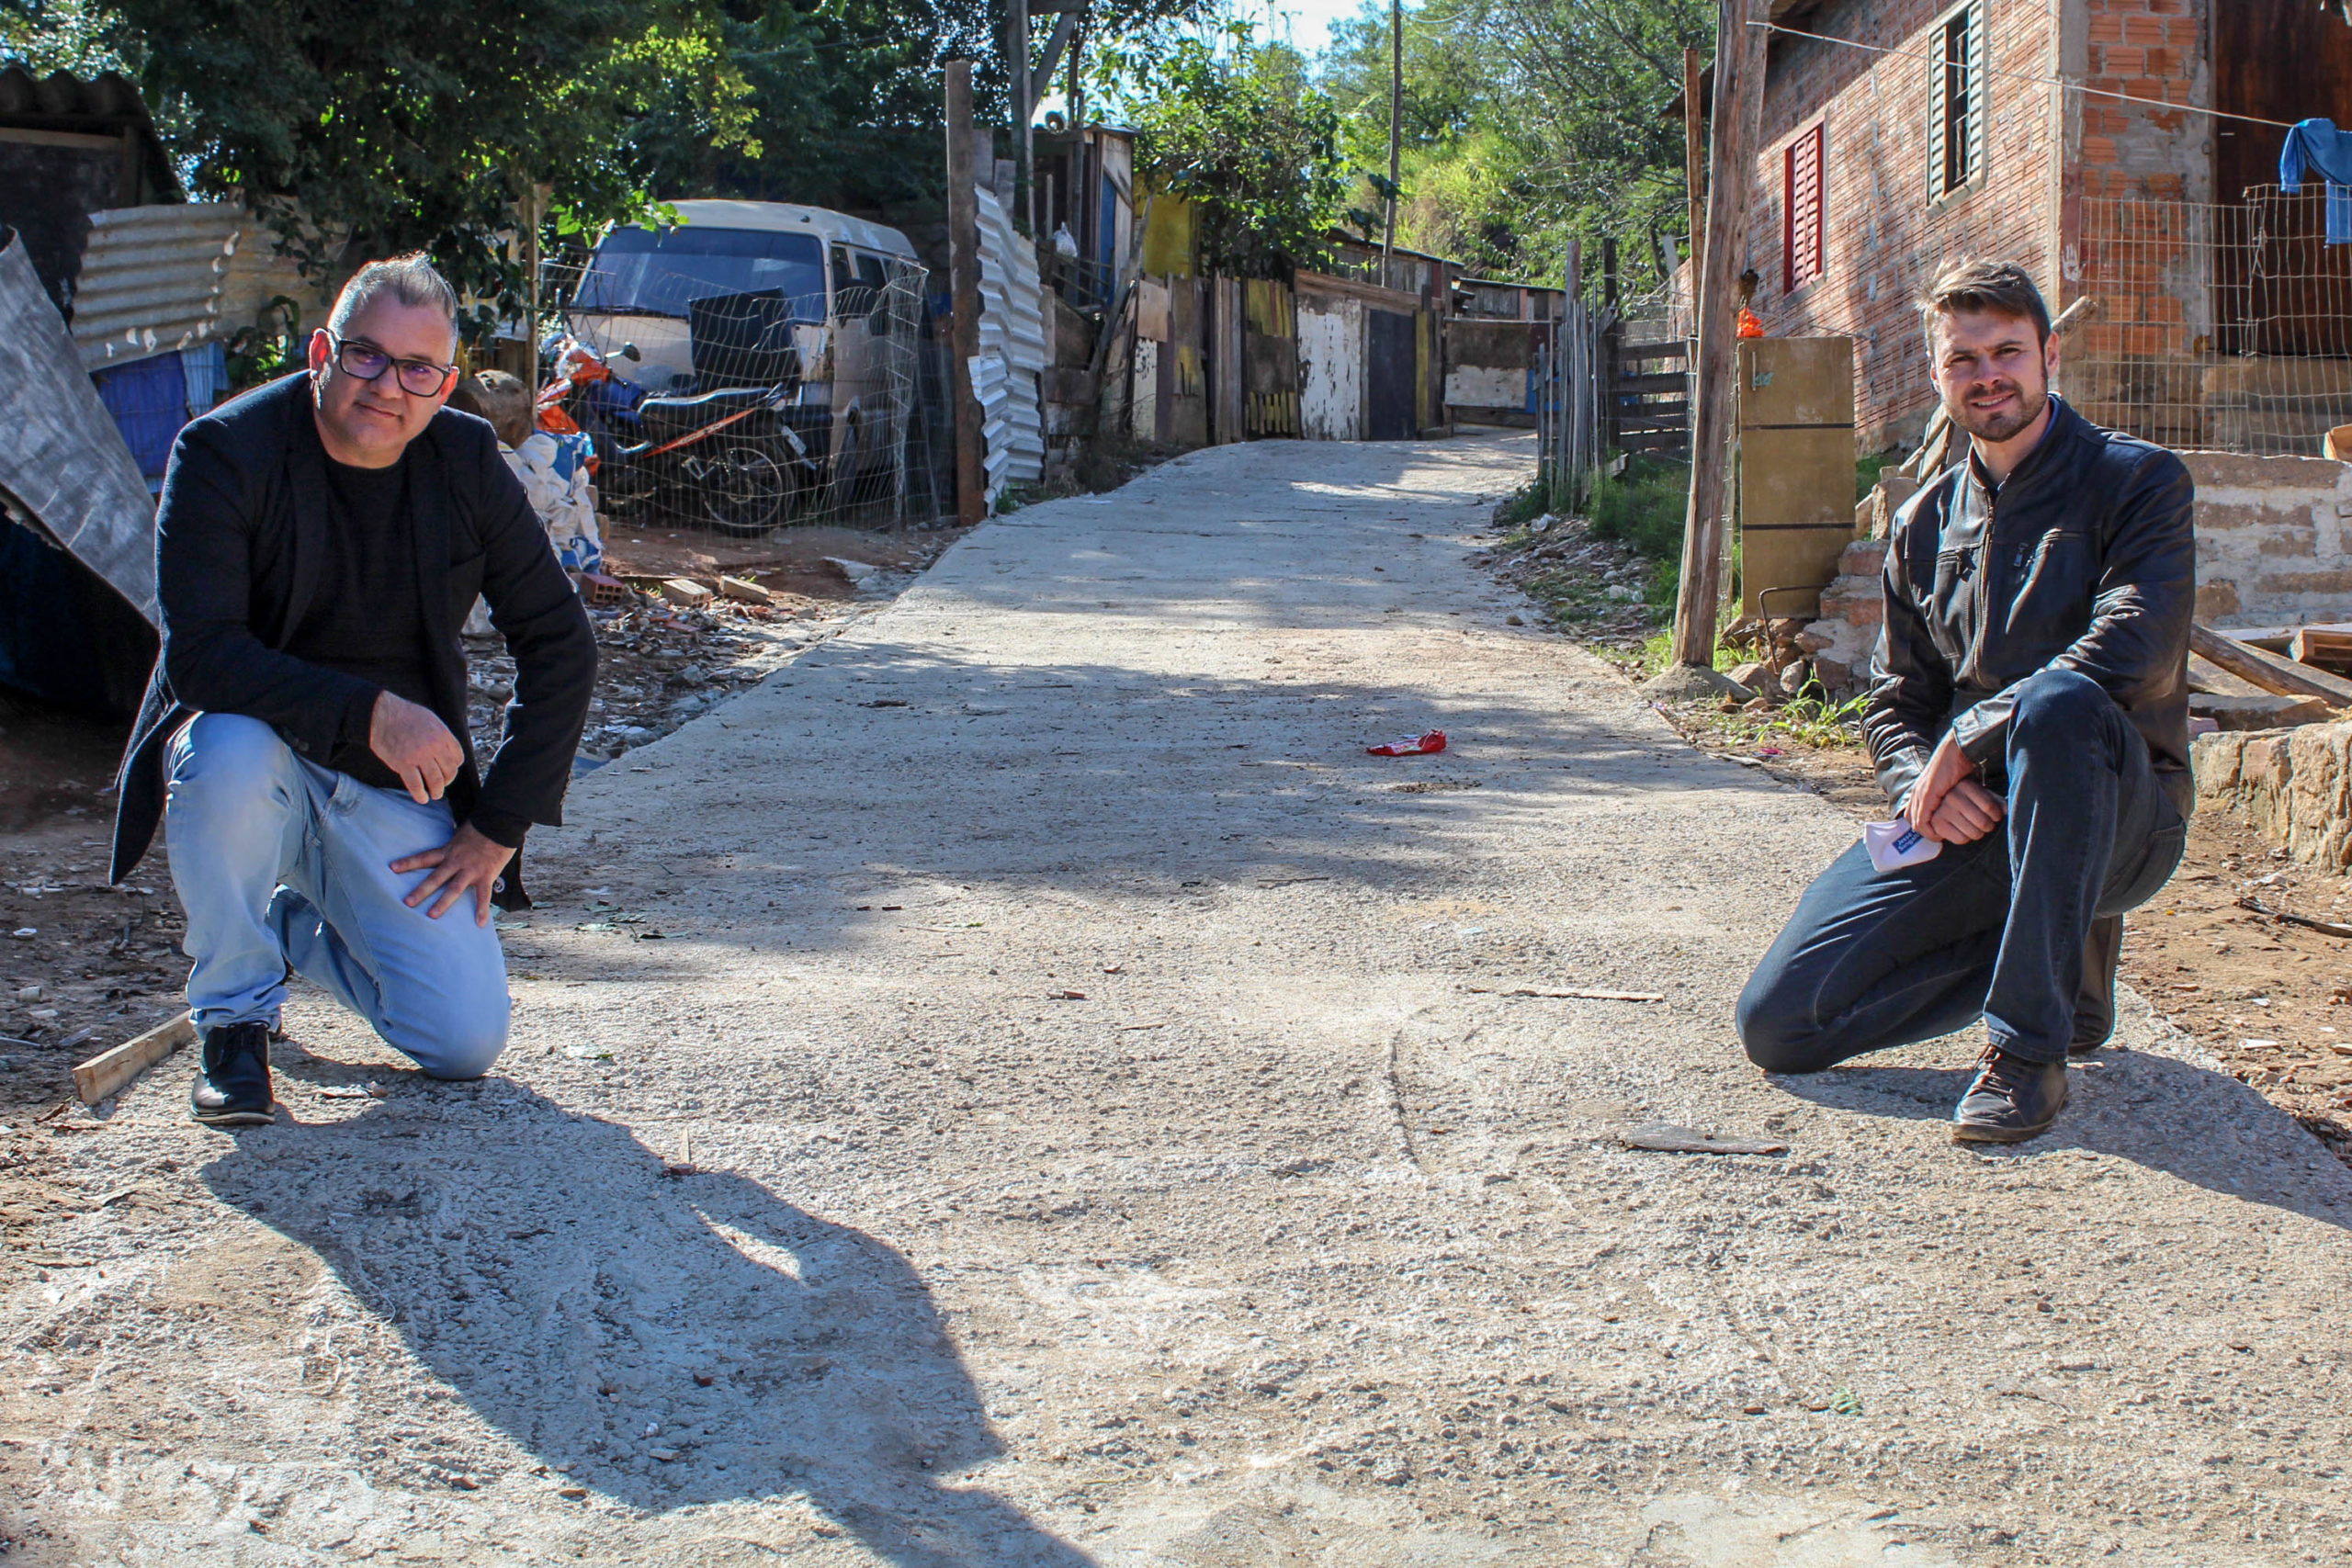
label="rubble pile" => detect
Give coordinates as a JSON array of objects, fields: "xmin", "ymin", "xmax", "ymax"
[{"xmin": 1476, "ymin": 513, "xmax": 1663, "ymax": 651}]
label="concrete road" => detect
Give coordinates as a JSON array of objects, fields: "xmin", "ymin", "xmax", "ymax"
[{"xmin": 8, "ymin": 433, "xmax": 2352, "ymax": 1566}]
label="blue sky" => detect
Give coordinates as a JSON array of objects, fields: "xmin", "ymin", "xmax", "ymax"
[
  {"xmin": 1035, "ymin": 0, "xmax": 1380, "ymax": 119},
  {"xmin": 1256, "ymin": 0, "xmax": 1379, "ymax": 53}
]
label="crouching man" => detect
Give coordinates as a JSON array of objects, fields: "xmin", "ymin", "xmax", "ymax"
[
  {"xmin": 1736, "ymin": 261, "xmax": 2192, "ymax": 1143},
  {"xmin": 108, "ymin": 254, "xmax": 597, "ymax": 1124}
]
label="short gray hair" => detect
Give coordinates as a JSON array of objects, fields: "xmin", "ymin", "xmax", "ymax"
[{"xmin": 328, "ymin": 252, "xmax": 459, "ymax": 349}]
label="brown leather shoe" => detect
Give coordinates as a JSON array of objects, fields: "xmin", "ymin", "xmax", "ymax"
[{"xmin": 1952, "ymin": 1044, "xmax": 2068, "ymax": 1144}]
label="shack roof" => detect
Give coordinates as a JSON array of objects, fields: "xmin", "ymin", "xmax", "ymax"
[{"xmin": 0, "ymin": 65, "xmax": 180, "ymax": 204}]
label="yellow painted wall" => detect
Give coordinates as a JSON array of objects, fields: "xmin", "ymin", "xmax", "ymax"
[{"xmin": 1137, "ymin": 183, "xmax": 1196, "ymax": 278}]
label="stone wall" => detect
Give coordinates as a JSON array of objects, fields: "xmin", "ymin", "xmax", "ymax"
[
  {"xmin": 2194, "ymin": 724, "xmax": 2352, "ymax": 870},
  {"xmin": 1798, "ymin": 536, "xmax": 1887, "ymax": 692},
  {"xmin": 2187, "ymin": 451, "xmax": 2352, "ymax": 626}
]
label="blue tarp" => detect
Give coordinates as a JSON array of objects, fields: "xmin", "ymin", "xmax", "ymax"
[
  {"xmin": 2279, "ymin": 118, "xmax": 2352, "ymax": 244},
  {"xmin": 90, "ymin": 349, "xmax": 188, "ymax": 492},
  {"xmin": 0, "ymin": 516, "xmax": 151, "ymax": 714}
]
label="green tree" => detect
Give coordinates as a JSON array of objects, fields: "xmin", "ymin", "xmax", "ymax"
[
  {"xmin": 1102, "ymin": 20, "xmax": 1350, "ymax": 276},
  {"xmin": 1317, "ymin": 0, "xmax": 1709, "ymax": 291}
]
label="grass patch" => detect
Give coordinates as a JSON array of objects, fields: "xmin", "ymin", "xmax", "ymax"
[
  {"xmin": 1590, "ymin": 456, "xmax": 1691, "ymax": 608},
  {"xmin": 1494, "ymin": 476, "xmax": 1555, "ymax": 530},
  {"xmin": 1857, "ymin": 448, "xmax": 1902, "ymax": 501}
]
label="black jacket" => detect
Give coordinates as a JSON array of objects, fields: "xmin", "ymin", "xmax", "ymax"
[
  {"xmin": 1864, "ymin": 395, "xmax": 2195, "ymax": 818},
  {"xmin": 109, "ymin": 372, "xmax": 597, "ymax": 883}
]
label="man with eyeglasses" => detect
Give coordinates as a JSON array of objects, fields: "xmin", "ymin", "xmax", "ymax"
[{"xmin": 108, "ymin": 253, "xmax": 597, "ymax": 1124}]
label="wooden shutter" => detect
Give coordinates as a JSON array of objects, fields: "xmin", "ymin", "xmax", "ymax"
[
  {"xmin": 1783, "ymin": 123, "xmax": 1826, "ymax": 291},
  {"xmin": 1964, "ymin": 1, "xmax": 1987, "ymax": 189},
  {"xmin": 1928, "ymin": 2, "xmax": 1986, "ymax": 199}
]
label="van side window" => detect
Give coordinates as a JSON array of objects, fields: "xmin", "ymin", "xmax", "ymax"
[{"xmin": 831, "ymin": 244, "xmax": 876, "ymax": 320}]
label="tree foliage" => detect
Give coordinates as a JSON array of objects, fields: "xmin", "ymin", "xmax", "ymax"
[
  {"xmin": 1102, "ymin": 20, "xmax": 1350, "ymax": 276},
  {"xmin": 1318, "ymin": 0, "xmax": 1709, "ymax": 291},
  {"xmin": 1, "ymin": 0, "xmax": 1215, "ymax": 327}
]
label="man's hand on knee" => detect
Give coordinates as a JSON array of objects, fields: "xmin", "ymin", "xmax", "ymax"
[
  {"xmin": 1907, "ymin": 732, "xmax": 2006, "ymax": 844},
  {"xmin": 391, "ymin": 823, "xmax": 515, "ymax": 926},
  {"xmin": 370, "ymin": 692, "xmax": 466, "ymax": 804}
]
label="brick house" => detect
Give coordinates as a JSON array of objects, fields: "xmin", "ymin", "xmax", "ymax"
[{"xmin": 1724, "ymin": 0, "xmax": 2352, "ymax": 455}]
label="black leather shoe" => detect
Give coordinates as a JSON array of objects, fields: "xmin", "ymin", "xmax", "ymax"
[
  {"xmin": 190, "ymin": 1021, "xmax": 276, "ymax": 1126},
  {"xmin": 1952, "ymin": 1045, "xmax": 2068, "ymax": 1144},
  {"xmin": 2068, "ymin": 915, "xmax": 2122, "ymax": 1057}
]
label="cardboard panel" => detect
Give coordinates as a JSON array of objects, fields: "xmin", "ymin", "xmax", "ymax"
[
  {"xmin": 1739, "ymin": 424, "xmax": 1856, "ymax": 618},
  {"xmin": 1736, "ymin": 337, "xmax": 1854, "ymax": 427}
]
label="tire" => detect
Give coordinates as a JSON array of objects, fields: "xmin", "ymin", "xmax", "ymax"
[
  {"xmin": 701, "ymin": 446, "xmax": 789, "ymax": 536},
  {"xmin": 821, "ymin": 418, "xmax": 861, "ymax": 520}
]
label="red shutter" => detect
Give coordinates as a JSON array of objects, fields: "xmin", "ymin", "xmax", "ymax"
[{"xmin": 1783, "ymin": 123, "xmax": 1826, "ymax": 292}]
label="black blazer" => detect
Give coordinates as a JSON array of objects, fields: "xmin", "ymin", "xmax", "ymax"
[{"xmin": 110, "ymin": 372, "xmax": 598, "ymax": 883}]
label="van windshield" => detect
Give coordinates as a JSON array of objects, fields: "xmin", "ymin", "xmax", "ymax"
[{"xmin": 574, "ymin": 227, "xmax": 827, "ymax": 319}]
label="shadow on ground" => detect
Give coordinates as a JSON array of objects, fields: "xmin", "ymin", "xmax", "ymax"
[
  {"xmin": 1770, "ymin": 1045, "xmax": 2352, "ymax": 1231},
  {"xmin": 199, "ymin": 1073, "xmax": 1095, "ymax": 1568}
]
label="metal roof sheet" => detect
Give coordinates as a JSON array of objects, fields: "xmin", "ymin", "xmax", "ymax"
[
  {"xmin": 0, "ymin": 64, "xmax": 151, "ymax": 124},
  {"xmin": 69, "ymin": 202, "xmax": 242, "ymax": 367}
]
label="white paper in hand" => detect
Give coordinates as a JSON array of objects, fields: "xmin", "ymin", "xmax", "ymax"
[{"xmin": 1863, "ymin": 817, "xmax": 1942, "ymax": 874}]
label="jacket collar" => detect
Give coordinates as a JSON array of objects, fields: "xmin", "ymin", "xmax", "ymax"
[{"xmin": 1962, "ymin": 393, "xmax": 2080, "ymax": 506}]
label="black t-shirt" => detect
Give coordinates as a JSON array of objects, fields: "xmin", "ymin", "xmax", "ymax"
[{"xmin": 281, "ymin": 452, "xmax": 438, "ymax": 793}]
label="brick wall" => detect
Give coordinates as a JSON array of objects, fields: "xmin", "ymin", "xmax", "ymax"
[
  {"xmin": 1743, "ymin": 0, "xmax": 2064, "ymax": 451},
  {"xmin": 2063, "ymin": 0, "xmax": 2215, "ymax": 447},
  {"xmin": 1739, "ymin": 0, "xmax": 2215, "ymax": 453}
]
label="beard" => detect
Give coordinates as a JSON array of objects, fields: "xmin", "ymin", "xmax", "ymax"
[{"xmin": 1948, "ymin": 378, "xmax": 2049, "ymax": 444}]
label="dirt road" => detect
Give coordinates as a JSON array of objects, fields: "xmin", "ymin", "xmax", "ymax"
[{"xmin": 6, "ymin": 434, "xmax": 2351, "ymax": 1566}]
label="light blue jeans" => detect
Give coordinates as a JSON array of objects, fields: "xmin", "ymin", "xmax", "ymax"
[{"xmin": 164, "ymin": 713, "xmax": 510, "ymax": 1078}]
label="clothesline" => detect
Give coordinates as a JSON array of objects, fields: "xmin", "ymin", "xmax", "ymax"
[{"xmin": 1749, "ymin": 20, "xmax": 2302, "ymax": 132}]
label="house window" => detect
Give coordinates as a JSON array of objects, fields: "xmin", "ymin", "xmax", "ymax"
[
  {"xmin": 1928, "ymin": 1, "xmax": 1987, "ymax": 200},
  {"xmin": 1783, "ymin": 122, "xmax": 1826, "ymax": 292}
]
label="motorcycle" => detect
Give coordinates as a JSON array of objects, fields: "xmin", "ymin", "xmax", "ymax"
[{"xmin": 539, "ymin": 326, "xmax": 821, "ymax": 538}]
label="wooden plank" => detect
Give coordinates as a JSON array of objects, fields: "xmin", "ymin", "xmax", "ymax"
[
  {"xmin": 2190, "ymin": 622, "xmax": 2352, "ymax": 706},
  {"xmin": 2187, "ymin": 651, "xmax": 2266, "ymax": 697},
  {"xmin": 1616, "ymin": 369, "xmax": 1689, "ymax": 396},
  {"xmin": 74, "ymin": 1011, "xmax": 195, "ymax": 1106},
  {"xmin": 1617, "ymin": 339, "xmax": 1690, "ymax": 362},
  {"xmin": 2290, "ymin": 626, "xmax": 2352, "ymax": 674}
]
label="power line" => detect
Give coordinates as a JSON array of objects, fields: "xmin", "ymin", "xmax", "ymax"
[{"xmin": 1751, "ymin": 19, "xmax": 2301, "ymax": 132}]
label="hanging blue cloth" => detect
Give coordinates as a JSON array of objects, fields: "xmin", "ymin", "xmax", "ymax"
[{"xmin": 2279, "ymin": 118, "xmax": 2352, "ymax": 244}]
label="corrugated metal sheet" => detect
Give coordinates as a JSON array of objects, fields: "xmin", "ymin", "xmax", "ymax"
[
  {"xmin": 973, "ymin": 186, "xmax": 1046, "ymax": 502},
  {"xmin": 69, "ymin": 203, "xmax": 243, "ymax": 367},
  {"xmin": 0, "ymin": 233, "xmax": 160, "ymax": 620},
  {"xmin": 0, "ymin": 63, "xmax": 151, "ymax": 122}
]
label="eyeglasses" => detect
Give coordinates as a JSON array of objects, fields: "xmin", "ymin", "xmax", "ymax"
[{"xmin": 329, "ymin": 333, "xmax": 458, "ymax": 398}]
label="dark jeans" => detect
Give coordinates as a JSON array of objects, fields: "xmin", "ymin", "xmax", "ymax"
[{"xmin": 1738, "ymin": 670, "xmax": 2188, "ymax": 1070}]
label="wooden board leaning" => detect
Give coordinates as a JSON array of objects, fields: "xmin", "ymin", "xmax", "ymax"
[{"xmin": 72, "ymin": 1011, "xmax": 195, "ymax": 1106}]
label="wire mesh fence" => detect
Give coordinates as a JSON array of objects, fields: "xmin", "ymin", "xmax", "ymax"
[
  {"xmin": 538, "ymin": 253, "xmax": 946, "ymax": 536},
  {"xmin": 2071, "ymin": 184, "xmax": 2352, "ymax": 457}
]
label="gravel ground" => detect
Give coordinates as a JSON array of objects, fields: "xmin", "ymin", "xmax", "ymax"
[{"xmin": 5, "ymin": 433, "xmax": 2352, "ymax": 1565}]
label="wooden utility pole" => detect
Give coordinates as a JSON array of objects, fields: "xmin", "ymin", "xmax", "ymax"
[
  {"xmin": 1009, "ymin": 0, "xmax": 1033, "ymax": 233},
  {"xmin": 1682, "ymin": 47, "xmax": 1706, "ymax": 285},
  {"xmin": 1383, "ymin": 0, "xmax": 1402, "ymax": 266},
  {"xmin": 1659, "ymin": 0, "xmax": 1767, "ymax": 685},
  {"xmin": 945, "ymin": 61, "xmax": 986, "ymax": 525}
]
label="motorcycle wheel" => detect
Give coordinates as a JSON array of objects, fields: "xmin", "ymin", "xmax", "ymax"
[{"xmin": 703, "ymin": 446, "xmax": 790, "ymax": 537}]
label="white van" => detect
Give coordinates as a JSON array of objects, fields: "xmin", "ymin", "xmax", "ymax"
[{"xmin": 567, "ymin": 199, "xmax": 925, "ymax": 507}]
